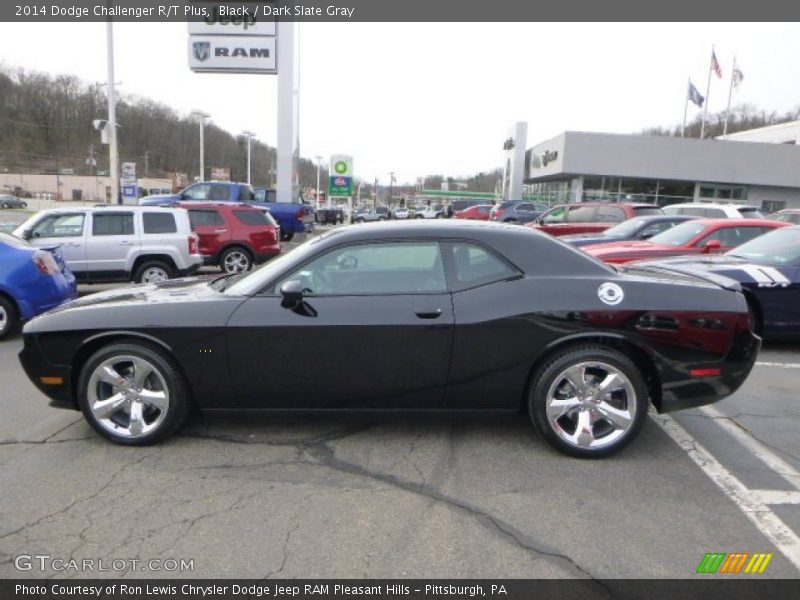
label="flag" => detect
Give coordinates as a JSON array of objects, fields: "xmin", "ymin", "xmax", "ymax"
[
  {"xmin": 688, "ymin": 80, "xmax": 705, "ymax": 108},
  {"xmin": 711, "ymin": 50, "xmax": 722, "ymax": 78},
  {"xmin": 732, "ymin": 61, "xmax": 744, "ymax": 90}
]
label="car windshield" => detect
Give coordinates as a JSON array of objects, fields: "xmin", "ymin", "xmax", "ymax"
[
  {"xmin": 738, "ymin": 207, "xmax": 764, "ymax": 218},
  {"xmin": 727, "ymin": 228, "xmax": 800, "ymax": 264},
  {"xmin": 603, "ymin": 218, "xmax": 649, "ymax": 237},
  {"xmin": 648, "ymin": 221, "xmax": 708, "ymax": 246}
]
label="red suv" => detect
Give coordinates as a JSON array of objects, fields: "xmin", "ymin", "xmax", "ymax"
[
  {"xmin": 527, "ymin": 202, "xmax": 663, "ymax": 236},
  {"xmin": 181, "ymin": 202, "xmax": 281, "ymax": 273}
]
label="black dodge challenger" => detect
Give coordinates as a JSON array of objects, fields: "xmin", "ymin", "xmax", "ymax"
[{"xmin": 19, "ymin": 221, "xmax": 760, "ymax": 457}]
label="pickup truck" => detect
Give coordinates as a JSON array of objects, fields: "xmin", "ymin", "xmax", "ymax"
[{"xmin": 141, "ymin": 182, "xmax": 314, "ymax": 242}]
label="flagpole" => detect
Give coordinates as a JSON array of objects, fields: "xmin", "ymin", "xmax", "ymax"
[
  {"xmin": 682, "ymin": 77, "xmax": 689, "ymax": 138},
  {"xmin": 700, "ymin": 46, "xmax": 714, "ymax": 139},
  {"xmin": 722, "ymin": 57, "xmax": 736, "ymax": 138}
]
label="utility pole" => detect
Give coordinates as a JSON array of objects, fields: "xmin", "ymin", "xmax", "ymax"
[
  {"xmin": 191, "ymin": 110, "xmax": 210, "ymax": 180},
  {"xmin": 388, "ymin": 172, "xmax": 396, "ymax": 207},
  {"xmin": 314, "ymin": 155, "xmax": 323, "ymax": 206},
  {"xmin": 242, "ymin": 131, "xmax": 256, "ymax": 184},
  {"xmin": 144, "ymin": 150, "xmax": 150, "ymax": 178},
  {"xmin": 106, "ymin": 21, "xmax": 119, "ymax": 204}
]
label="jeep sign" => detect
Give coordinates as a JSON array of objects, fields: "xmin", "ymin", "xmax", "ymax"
[
  {"xmin": 187, "ymin": 17, "xmax": 277, "ymax": 37},
  {"xmin": 188, "ymin": 35, "xmax": 277, "ymax": 74}
]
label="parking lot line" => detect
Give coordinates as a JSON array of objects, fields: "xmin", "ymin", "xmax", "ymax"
[
  {"xmin": 755, "ymin": 361, "xmax": 800, "ymax": 369},
  {"xmin": 650, "ymin": 412, "xmax": 800, "ymax": 571},
  {"xmin": 698, "ymin": 405, "xmax": 800, "ymax": 490},
  {"xmin": 751, "ymin": 490, "xmax": 800, "ymax": 505}
]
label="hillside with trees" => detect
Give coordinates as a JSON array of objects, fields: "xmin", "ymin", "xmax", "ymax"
[
  {"xmin": 643, "ymin": 104, "xmax": 800, "ymax": 139},
  {"xmin": 0, "ymin": 66, "xmax": 325, "ymax": 189}
]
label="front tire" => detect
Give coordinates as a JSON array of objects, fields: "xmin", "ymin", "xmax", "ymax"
[
  {"xmin": 528, "ymin": 345, "xmax": 648, "ymax": 457},
  {"xmin": 77, "ymin": 342, "xmax": 190, "ymax": 445},
  {"xmin": 0, "ymin": 296, "xmax": 18, "ymax": 340},
  {"xmin": 133, "ymin": 260, "xmax": 174, "ymax": 284},
  {"xmin": 281, "ymin": 231, "xmax": 294, "ymax": 242}
]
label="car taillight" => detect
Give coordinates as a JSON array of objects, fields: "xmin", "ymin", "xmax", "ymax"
[
  {"xmin": 33, "ymin": 251, "xmax": 59, "ymax": 275},
  {"xmin": 295, "ymin": 208, "xmax": 304, "ymax": 220},
  {"xmin": 188, "ymin": 234, "xmax": 199, "ymax": 254}
]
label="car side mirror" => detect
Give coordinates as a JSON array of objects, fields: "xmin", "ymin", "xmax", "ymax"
[
  {"xmin": 639, "ymin": 231, "xmax": 655, "ymax": 239},
  {"xmin": 280, "ymin": 280, "xmax": 304, "ymax": 309},
  {"xmin": 21, "ymin": 230, "xmax": 32, "ymax": 241},
  {"xmin": 703, "ymin": 239, "xmax": 722, "ymax": 253}
]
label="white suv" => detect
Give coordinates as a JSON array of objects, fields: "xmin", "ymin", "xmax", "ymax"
[
  {"xmin": 14, "ymin": 206, "xmax": 203, "ymax": 284},
  {"xmin": 663, "ymin": 202, "xmax": 764, "ymax": 219}
]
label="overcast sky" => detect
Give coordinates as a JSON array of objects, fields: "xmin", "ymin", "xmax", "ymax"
[{"xmin": 1, "ymin": 22, "xmax": 799, "ymax": 184}]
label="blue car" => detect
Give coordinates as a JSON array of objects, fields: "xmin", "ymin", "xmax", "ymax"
[
  {"xmin": 634, "ymin": 225, "xmax": 800, "ymax": 340},
  {"xmin": 560, "ymin": 215, "xmax": 697, "ymax": 247},
  {"xmin": 0, "ymin": 233, "xmax": 77, "ymax": 339}
]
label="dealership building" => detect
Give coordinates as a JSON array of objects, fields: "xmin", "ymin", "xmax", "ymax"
[{"xmin": 523, "ymin": 128, "xmax": 800, "ymax": 212}]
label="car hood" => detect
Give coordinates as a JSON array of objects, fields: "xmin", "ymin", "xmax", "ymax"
[
  {"xmin": 139, "ymin": 193, "xmax": 179, "ymax": 205},
  {"xmin": 633, "ymin": 255, "xmax": 795, "ymax": 288},
  {"xmin": 54, "ymin": 278, "xmax": 219, "ymax": 312},
  {"xmin": 561, "ymin": 233, "xmax": 621, "ymax": 245}
]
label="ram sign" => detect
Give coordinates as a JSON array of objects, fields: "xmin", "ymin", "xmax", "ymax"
[{"xmin": 188, "ymin": 35, "xmax": 277, "ymax": 74}]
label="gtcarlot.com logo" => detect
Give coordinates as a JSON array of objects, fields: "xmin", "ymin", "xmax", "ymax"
[{"xmin": 696, "ymin": 552, "xmax": 773, "ymax": 574}]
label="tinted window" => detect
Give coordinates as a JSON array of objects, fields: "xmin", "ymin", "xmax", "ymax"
[
  {"xmin": 596, "ymin": 206, "xmax": 626, "ymax": 222},
  {"xmin": 209, "ymin": 185, "xmax": 231, "ymax": 201},
  {"xmin": 143, "ymin": 212, "xmax": 177, "ymax": 234},
  {"xmin": 448, "ymin": 243, "xmax": 518, "ymax": 289},
  {"xmin": 279, "ymin": 242, "xmax": 446, "ymax": 295},
  {"xmin": 567, "ymin": 205, "xmax": 597, "ymax": 223},
  {"xmin": 705, "ymin": 208, "xmax": 727, "ymax": 218},
  {"xmin": 31, "ymin": 213, "xmax": 85, "ymax": 238},
  {"xmin": 188, "ymin": 209, "xmax": 225, "ymax": 227},
  {"xmin": 699, "ymin": 226, "xmax": 773, "ymax": 248},
  {"xmin": 649, "ymin": 222, "xmax": 708, "ymax": 246},
  {"xmin": 183, "ymin": 184, "xmax": 211, "ymax": 200},
  {"xmin": 516, "ymin": 203, "xmax": 534, "ymax": 212},
  {"xmin": 234, "ymin": 210, "xmax": 270, "ymax": 226},
  {"xmin": 738, "ymin": 207, "xmax": 764, "ymax": 218},
  {"xmin": 639, "ymin": 221, "xmax": 677, "ymax": 238},
  {"xmin": 239, "ymin": 186, "xmax": 256, "ymax": 201},
  {"xmin": 93, "ymin": 213, "xmax": 134, "ymax": 236},
  {"xmin": 633, "ymin": 206, "xmax": 663, "ymax": 216}
]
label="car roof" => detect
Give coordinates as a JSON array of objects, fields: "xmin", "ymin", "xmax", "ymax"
[
  {"xmin": 179, "ymin": 201, "xmax": 260, "ymax": 210},
  {"xmin": 666, "ymin": 202, "xmax": 759, "ymax": 209},
  {"xmin": 674, "ymin": 218, "xmax": 785, "ymax": 227},
  {"xmin": 36, "ymin": 205, "xmax": 184, "ymax": 214},
  {"xmin": 548, "ymin": 202, "xmax": 659, "ymax": 208},
  {"xmin": 776, "ymin": 209, "xmax": 800, "ymax": 214}
]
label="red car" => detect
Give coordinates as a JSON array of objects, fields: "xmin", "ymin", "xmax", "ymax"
[
  {"xmin": 454, "ymin": 204, "xmax": 493, "ymax": 221},
  {"xmin": 583, "ymin": 218, "xmax": 787, "ymax": 264},
  {"xmin": 181, "ymin": 202, "xmax": 281, "ymax": 273},
  {"xmin": 528, "ymin": 202, "xmax": 663, "ymax": 236}
]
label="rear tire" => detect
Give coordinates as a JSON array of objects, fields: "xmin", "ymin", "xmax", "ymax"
[
  {"xmin": 281, "ymin": 231, "xmax": 294, "ymax": 242},
  {"xmin": 77, "ymin": 342, "xmax": 190, "ymax": 445},
  {"xmin": 133, "ymin": 260, "xmax": 174, "ymax": 284},
  {"xmin": 528, "ymin": 345, "xmax": 649, "ymax": 458},
  {"xmin": 0, "ymin": 296, "xmax": 19, "ymax": 340},
  {"xmin": 219, "ymin": 246, "xmax": 253, "ymax": 274}
]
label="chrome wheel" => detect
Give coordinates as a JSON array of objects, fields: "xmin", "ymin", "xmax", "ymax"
[
  {"xmin": 222, "ymin": 249, "xmax": 251, "ymax": 274},
  {"xmin": 0, "ymin": 305, "xmax": 8, "ymax": 335},
  {"xmin": 141, "ymin": 266, "xmax": 169, "ymax": 283},
  {"xmin": 86, "ymin": 355, "xmax": 170, "ymax": 439},
  {"xmin": 545, "ymin": 361, "xmax": 637, "ymax": 450}
]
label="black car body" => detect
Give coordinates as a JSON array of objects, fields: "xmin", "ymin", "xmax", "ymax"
[
  {"xmin": 561, "ymin": 215, "xmax": 697, "ymax": 248},
  {"xmin": 20, "ymin": 221, "xmax": 759, "ymax": 456},
  {"xmin": 634, "ymin": 225, "xmax": 800, "ymax": 340}
]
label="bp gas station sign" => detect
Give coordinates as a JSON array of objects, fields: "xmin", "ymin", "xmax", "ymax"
[{"xmin": 329, "ymin": 155, "xmax": 353, "ymax": 197}]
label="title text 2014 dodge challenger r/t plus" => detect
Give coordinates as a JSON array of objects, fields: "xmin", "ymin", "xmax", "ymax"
[{"xmin": 19, "ymin": 221, "xmax": 760, "ymax": 457}]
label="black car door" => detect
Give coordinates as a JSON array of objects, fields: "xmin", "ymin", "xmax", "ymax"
[
  {"xmin": 442, "ymin": 241, "xmax": 531, "ymax": 411},
  {"xmin": 225, "ymin": 240, "xmax": 455, "ymax": 410}
]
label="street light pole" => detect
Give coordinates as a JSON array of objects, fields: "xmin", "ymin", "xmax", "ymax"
[
  {"xmin": 191, "ymin": 110, "xmax": 210, "ymax": 181},
  {"xmin": 314, "ymin": 155, "xmax": 323, "ymax": 206},
  {"xmin": 242, "ymin": 131, "xmax": 256, "ymax": 184},
  {"xmin": 388, "ymin": 172, "xmax": 396, "ymax": 207},
  {"xmin": 106, "ymin": 21, "xmax": 119, "ymax": 204}
]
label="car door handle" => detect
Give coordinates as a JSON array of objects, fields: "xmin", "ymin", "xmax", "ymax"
[
  {"xmin": 214, "ymin": 229, "xmax": 228, "ymax": 233},
  {"xmin": 119, "ymin": 240, "xmax": 134, "ymax": 245},
  {"xmin": 415, "ymin": 308, "xmax": 443, "ymax": 319}
]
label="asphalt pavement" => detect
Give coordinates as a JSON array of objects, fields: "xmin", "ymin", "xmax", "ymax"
[{"xmin": 0, "ymin": 331, "xmax": 798, "ymax": 579}]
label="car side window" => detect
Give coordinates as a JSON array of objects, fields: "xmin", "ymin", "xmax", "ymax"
[
  {"xmin": 276, "ymin": 242, "xmax": 446, "ymax": 296},
  {"xmin": 143, "ymin": 212, "xmax": 177, "ymax": 234},
  {"xmin": 31, "ymin": 213, "xmax": 85, "ymax": 238},
  {"xmin": 541, "ymin": 207, "xmax": 566, "ymax": 224},
  {"xmin": 209, "ymin": 185, "xmax": 231, "ymax": 201},
  {"xmin": 566, "ymin": 205, "xmax": 597, "ymax": 223},
  {"xmin": 639, "ymin": 221, "xmax": 674, "ymax": 237},
  {"xmin": 92, "ymin": 213, "xmax": 134, "ymax": 236},
  {"xmin": 596, "ymin": 206, "xmax": 626, "ymax": 222},
  {"xmin": 516, "ymin": 203, "xmax": 533, "ymax": 212},
  {"xmin": 698, "ymin": 226, "xmax": 763, "ymax": 247},
  {"xmin": 188, "ymin": 209, "xmax": 225, "ymax": 227},
  {"xmin": 706, "ymin": 208, "xmax": 727, "ymax": 218},
  {"xmin": 183, "ymin": 184, "xmax": 210, "ymax": 200},
  {"xmin": 447, "ymin": 243, "xmax": 519, "ymax": 290}
]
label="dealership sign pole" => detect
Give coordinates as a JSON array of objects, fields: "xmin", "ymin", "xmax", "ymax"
[
  {"xmin": 329, "ymin": 155, "xmax": 354, "ymax": 217},
  {"xmin": 188, "ymin": 16, "xmax": 298, "ymax": 203}
]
